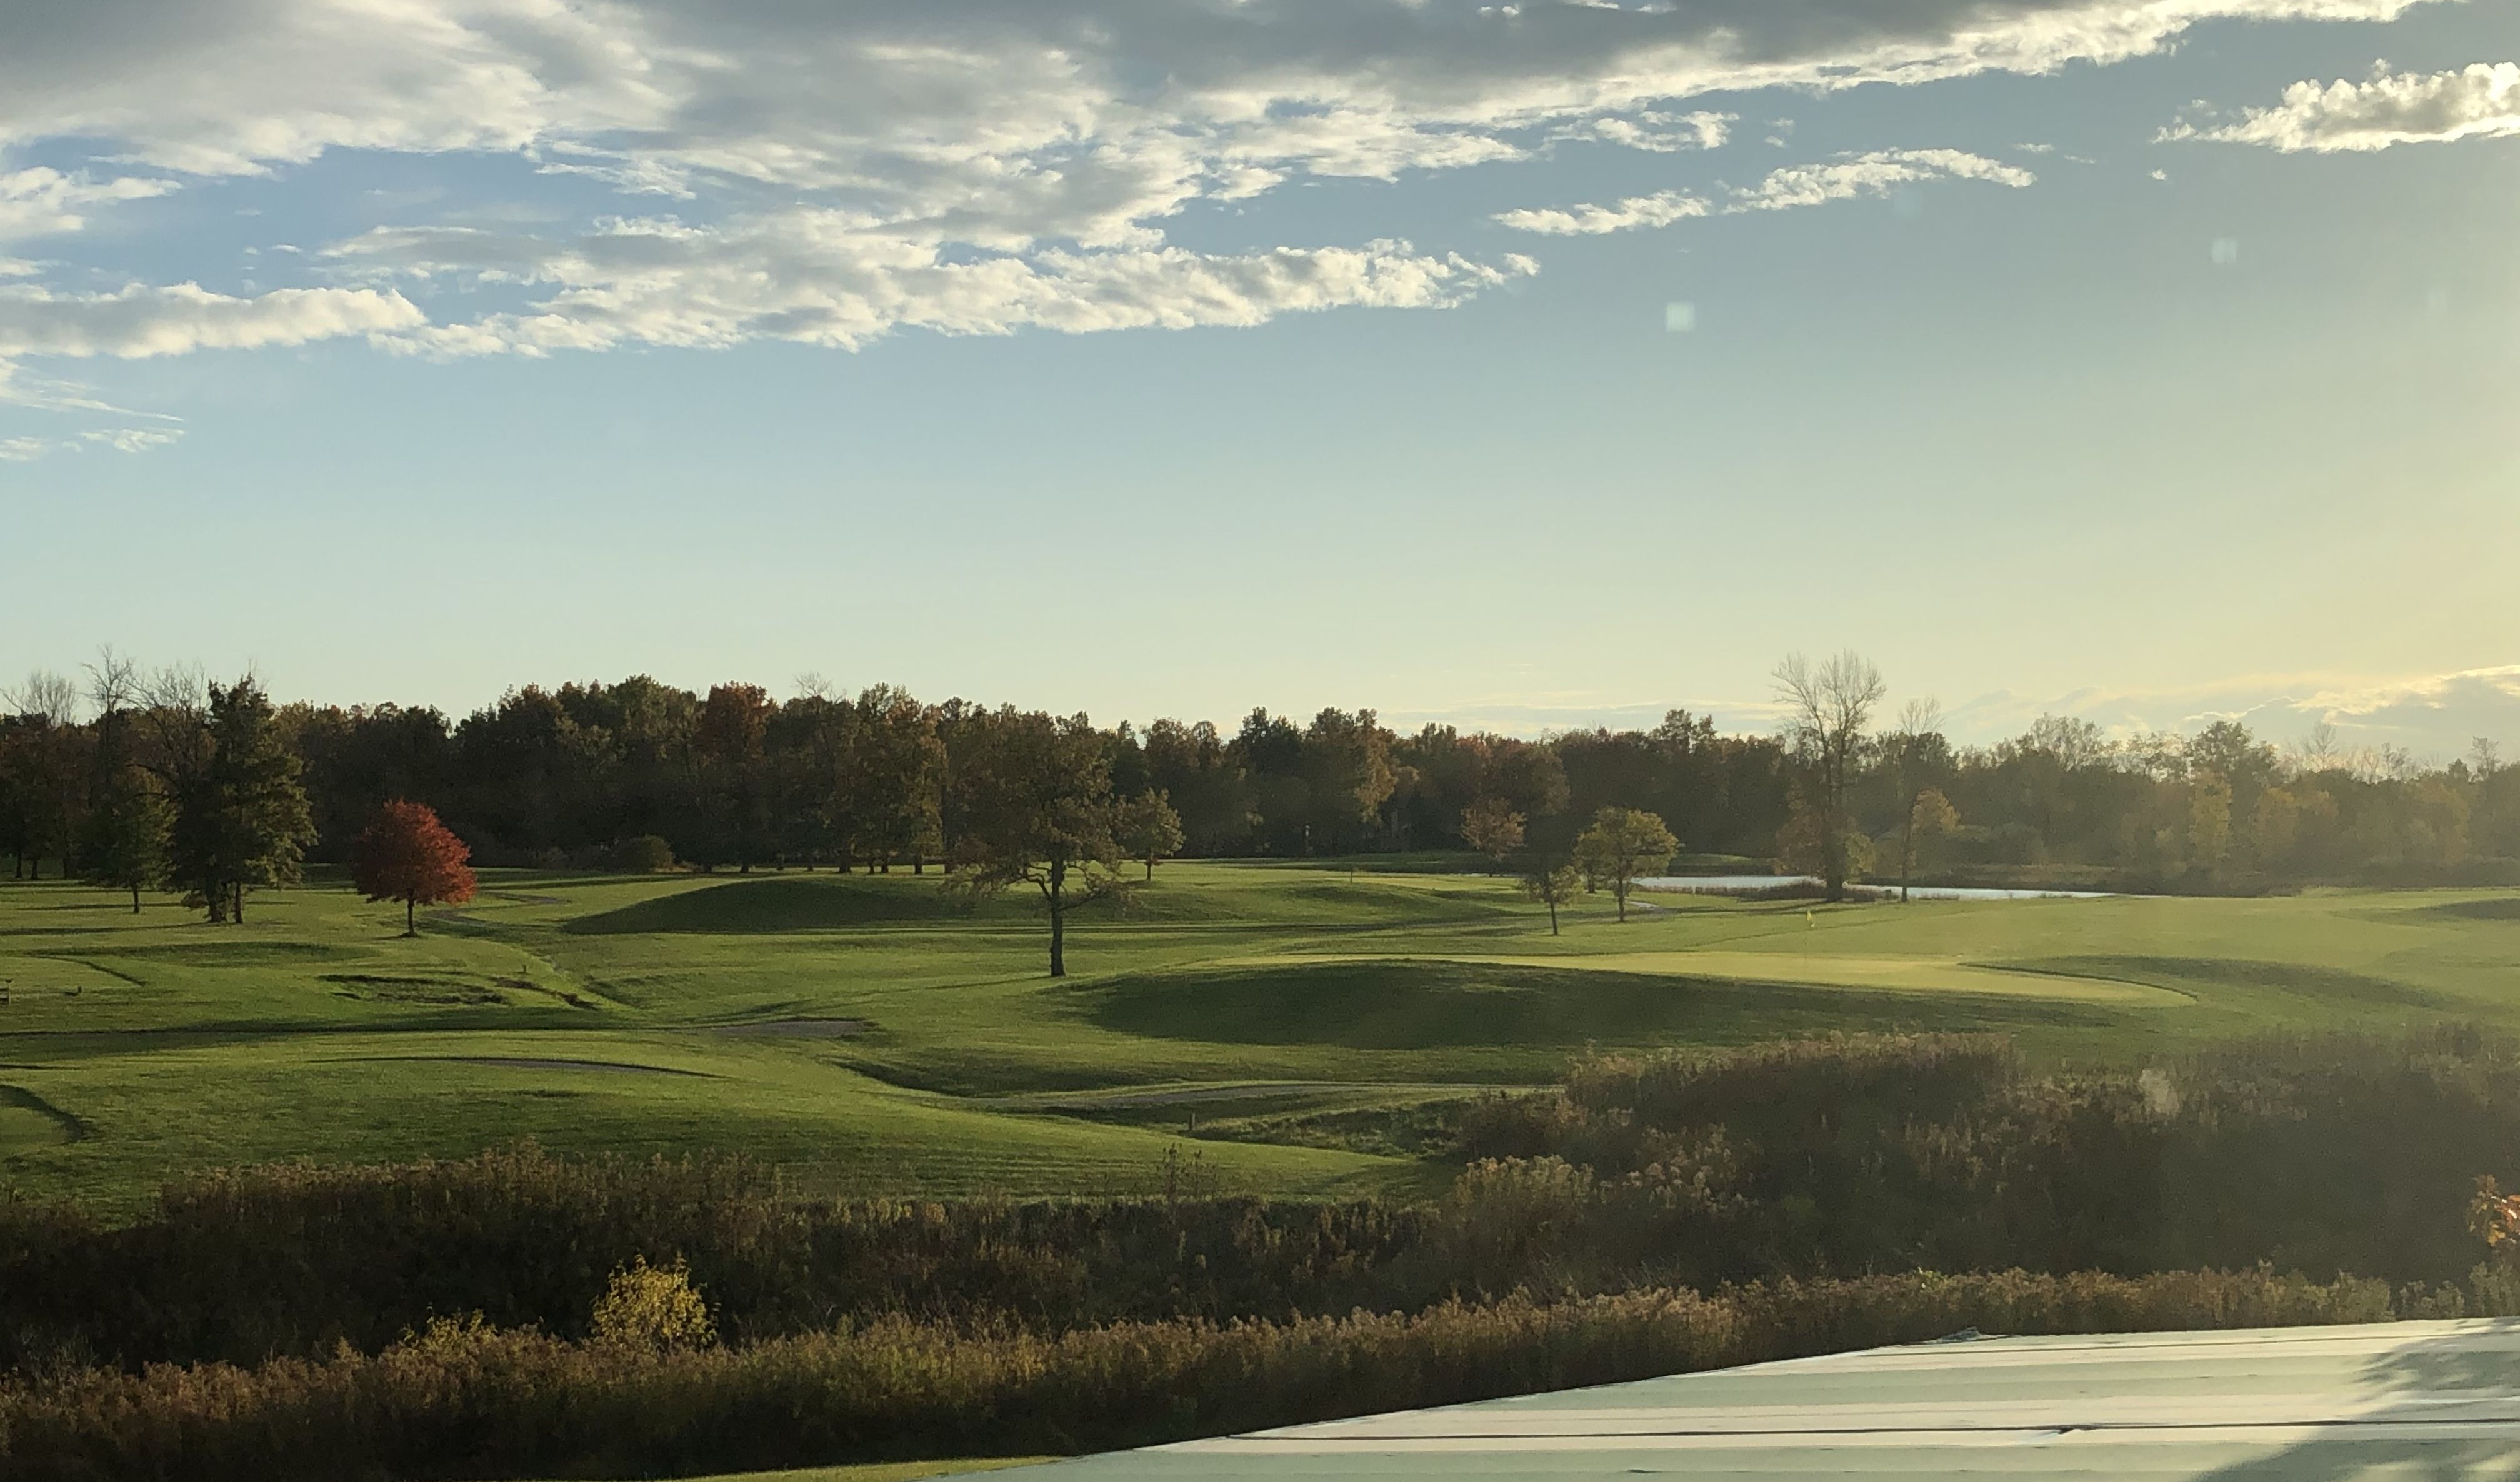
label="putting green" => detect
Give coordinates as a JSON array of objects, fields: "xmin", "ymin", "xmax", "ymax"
[{"xmin": 1219, "ymin": 952, "xmax": 2189, "ymax": 1006}]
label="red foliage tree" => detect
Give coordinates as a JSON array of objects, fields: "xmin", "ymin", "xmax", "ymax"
[{"xmin": 352, "ymin": 800, "xmax": 478, "ymax": 937}]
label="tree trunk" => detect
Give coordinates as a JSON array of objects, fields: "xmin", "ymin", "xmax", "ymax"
[
  {"xmin": 1547, "ymin": 898, "xmax": 1560, "ymax": 935},
  {"xmin": 131, "ymin": 883, "xmax": 141, "ymax": 914},
  {"xmin": 1900, "ymin": 798, "xmax": 1916, "ymax": 903},
  {"xmin": 233, "ymin": 881, "xmax": 244, "ymax": 923},
  {"xmin": 1047, "ymin": 856, "xmax": 1067, "ymax": 978},
  {"xmin": 1144, "ymin": 857, "xmax": 1154, "ymax": 882},
  {"xmin": 1613, "ymin": 882, "xmax": 1628, "ymax": 922},
  {"xmin": 406, "ymin": 897, "xmax": 418, "ymax": 937}
]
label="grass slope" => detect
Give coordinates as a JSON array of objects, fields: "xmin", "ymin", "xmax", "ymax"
[{"xmin": 3, "ymin": 862, "xmax": 2515, "ymax": 1206}]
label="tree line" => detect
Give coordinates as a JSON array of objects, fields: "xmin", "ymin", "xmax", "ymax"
[{"xmin": 2, "ymin": 650, "xmax": 2513, "ymax": 932}]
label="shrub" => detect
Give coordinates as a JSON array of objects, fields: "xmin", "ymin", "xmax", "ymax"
[
  {"xmin": 612, "ymin": 835, "xmax": 676, "ymax": 873},
  {"xmin": 591, "ymin": 1257, "xmax": 717, "ymax": 1352}
]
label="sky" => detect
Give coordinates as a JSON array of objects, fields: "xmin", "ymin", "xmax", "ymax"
[{"xmin": 1, "ymin": 0, "xmax": 2516, "ymax": 757}]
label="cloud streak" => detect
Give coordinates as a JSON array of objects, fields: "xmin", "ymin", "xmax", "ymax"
[
  {"xmin": 1494, "ymin": 148, "xmax": 2035, "ymax": 235},
  {"xmin": 0, "ymin": 427, "xmax": 184, "ymax": 461},
  {"xmin": 0, "ymin": 282, "xmax": 422, "ymax": 359},
  {"xmin": 0, "ymin": 168, "xmax": 177, "ymax": 240},
  {"xmin": 2168, "ymin": 61, "xmax": 2520, "ymax": 151},
  {"xmin": 334, "ymin": 214, "xmax": 1535, "ymax": 354}
]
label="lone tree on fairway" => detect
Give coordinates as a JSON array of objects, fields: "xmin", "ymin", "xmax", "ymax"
[
  {"xmin": 951, "ymin": 709, "xmax": 1124, "ymax": 977},
  {"xmin": 1573, "ymin": 806, "xmax": 1678, "ymax": 923},
  {"xmin": 1773, "ymin": 650, "xmax": 1885, "ymax": 903},
  {"xmin": 1521, "ymin": 856, "xmax": 1581, "ymax": 935},
  {"xmin": 353, "ymin": 800, "xmax": 478, "ymax": 936},
  {"xmin": 1116, "ymin": 790, "xmax": 1184, "ymax": 880}
]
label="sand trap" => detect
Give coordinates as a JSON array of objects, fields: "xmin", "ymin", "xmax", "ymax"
[{"xmin": 708, "ymin": 1018, "xmax": 870, "ymax": 1038}]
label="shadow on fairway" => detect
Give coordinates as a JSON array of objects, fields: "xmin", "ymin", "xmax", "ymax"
[
  {"xmin": 566, "ymin": 876, "xmax": 968, "ymax": 934},
  {"xmin": 80, "ymin": 940, "xmax": 376, "ymax": 967},
  {"xmin": 2405, "ymin": 898, "xmax": 2520, "ymax": 923},
  {"xmin": 1082, "ymin": 959, "xmax": 2128, "ymax": 1050},
  {"xmin": 2017, "ymin": 955, "xmax": 2452, "ymax": 1010}
]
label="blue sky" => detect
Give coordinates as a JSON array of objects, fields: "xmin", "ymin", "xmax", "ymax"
[{"xmin": 2, "ymin": 0, "xmax": 2516, "ymax": 756}]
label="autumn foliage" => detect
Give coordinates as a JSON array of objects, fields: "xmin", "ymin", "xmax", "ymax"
[{"xmin": 352, "ymin": 800, "xmax": 477, "ymax": 936}]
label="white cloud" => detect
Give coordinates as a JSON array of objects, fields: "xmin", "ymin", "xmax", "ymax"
[
  {"xmin": 0, "ymin": 358, "xmax": 169, "ymax": 414},
  {"xmin": 0, "ymin": 426, "xmax": 184, "ymax": 460},
  {"xmin": 334, "ymin": 213, "xmax": 1534, "ymax": 354},
  {"xmin": 1732, "ymin": 148, "xmax": 2037, "ymax": 210},
  {"xmin": 0, "ymin": 168, "xmax": 177, "ymax": 239},
  {"xmin": 1494, "ymin": 190, "xmax": 1711, "ymax": 235},
  {"xmin": 0, "ymin": 0, "xmax": 2458, "ymax": 425},
  {"xmin": 0, "ymin": 282, "xmax": 422, "ymax": 359},
  {"xmin": 2167, "ymin": 61, "xmax": 2520, "ymax": 151},
  {"xmin": 0, "ymin": 0, "xmax": 2445, "ymax": 239},
  {"xmin": 81, "ymin": 426, "xmax": 184, "ymax": 453},
  {"xmin": 1558, "ymin": 110, "xmax": 1735, "ymax": 152},
  {"xmin": 1495, "ymin": 148, "xmax": 2033, "ymax": 234}
]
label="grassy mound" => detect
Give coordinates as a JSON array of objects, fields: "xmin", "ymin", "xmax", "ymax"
[
  {"xmin": 2411, "ymin": 897, "xmax": 2520, "ymax": 922},
  {"xmin": 566, "ymin": 877, "xmax": 967, "ymax": 935},
  {"xmin": 1084, "ymin": 958, "xmax": 2127, "ymax": 1050}
]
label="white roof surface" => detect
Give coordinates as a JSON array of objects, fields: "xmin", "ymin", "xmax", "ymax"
[{"xmin": 996, "ymin": 1318, "xmax": 2520, "ymax": 1478}]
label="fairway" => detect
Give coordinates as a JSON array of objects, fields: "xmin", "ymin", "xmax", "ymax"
[
  {"xmin": 3, "ymin": 863, "xmax": 2516, "ymax": 1206},
  {"xmin": 1225, "ymin": 950, "xmax": 2192, "ymax": 1005}
]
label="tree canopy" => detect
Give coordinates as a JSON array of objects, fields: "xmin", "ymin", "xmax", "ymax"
[
  {"xmin": 353, "ymin": 800, "xmax": 479, "ymax": 936},
  {"xmin": 949, "ymin": 710, "xmax": 1124, "ymax": 977},
  {"xmin": 1573, "ymin": 807, "xmax": 1679, "ymax": 923}
]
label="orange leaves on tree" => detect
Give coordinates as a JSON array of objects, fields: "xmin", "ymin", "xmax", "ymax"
[
  {"xmin": 2474, "ymin": 1176, "xmax": 2520, "ymax": 1256},
  {"xmin": 352, "ymin": 800, "xmax": 478, "ymax": 936}
]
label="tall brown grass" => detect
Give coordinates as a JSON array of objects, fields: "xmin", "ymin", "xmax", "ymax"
[{"xmin": 0, "ymin": 1267, "xmax": 2426, "ymax": 1482}]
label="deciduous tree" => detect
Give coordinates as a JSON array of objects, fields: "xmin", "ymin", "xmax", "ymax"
[
  {"xmin": 76, "ymin": 649, "xmax": 163, "ymax": 912},
  {"xmin": 1459, "ymin": 797, "xmax": 1525, "ymax": 863},
  {"xmin": 1116, "ymin": 790, "xmax": 1185, "ymax": 880},
  {"xmin": 1, "ymin": 671, "xmax": 85, "ymax": 879},
  {"xmin": 950, "ymin": 709, "xmax": 1123, "ymax": 977},
  {"xmin": 353, "ymin": 799, "xmax": 479, "ymax": 936},
  {"xmin": 1572, "ymin": 807, "xmax": 1678, "ymax": 923},
  {"xmin": 1773, "ymin": 650, "xmax": 1884, "ymax": 902},
  {"xmin": 1521, "ymin": 858, "xmax": 1581, "ymax": 935}
]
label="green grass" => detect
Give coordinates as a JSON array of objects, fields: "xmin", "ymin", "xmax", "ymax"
[{"xmin": 3, "ymin": 862, "xmax": 2516, "ymax": 1208}]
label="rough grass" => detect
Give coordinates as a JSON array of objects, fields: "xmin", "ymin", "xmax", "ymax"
[
  {"xmin": 0, "ymin": 1270, "xmax": 2421, "ymax": 1482},
  {"xmin": 3, "ymin": 866, "xmax": 2518, "ymax": 1206}
]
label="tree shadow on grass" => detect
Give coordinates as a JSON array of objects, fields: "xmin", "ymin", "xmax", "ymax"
[{"xmin": 1082, "ymin": 959, "xmax": 2129, "ymax": 1051}]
